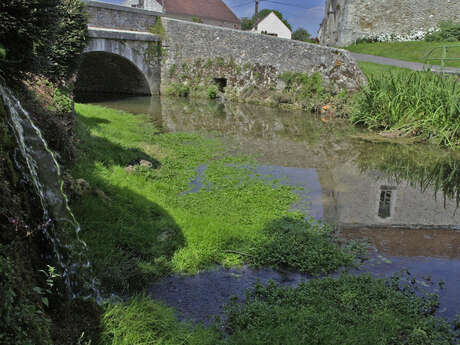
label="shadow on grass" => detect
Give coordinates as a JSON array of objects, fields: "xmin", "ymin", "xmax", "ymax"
[{"xmin": 71, "ymin": 110, "xmax": 185, "ymax": 294}]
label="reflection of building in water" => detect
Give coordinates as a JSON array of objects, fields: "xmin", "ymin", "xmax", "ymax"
[
  {"xmin": 342, "ymin": 227, "xmax": 460, "ymax": 258},
  {"xmin": 329, "ymin": 163, "xmax": 460, "ymax": 229},
  {"xmin": 158, "ymin": 96, "xmax": 460, "ymax": 230}
]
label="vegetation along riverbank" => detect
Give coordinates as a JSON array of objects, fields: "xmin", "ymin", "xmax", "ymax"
[{"xmin": 1, "ymin": 0, "xmax": 460, "ymax": 343}]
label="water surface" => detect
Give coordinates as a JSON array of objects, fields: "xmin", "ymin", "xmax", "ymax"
[{"xmin": 91, "ymin": 95, "xmax": 460, "ymax": 322}]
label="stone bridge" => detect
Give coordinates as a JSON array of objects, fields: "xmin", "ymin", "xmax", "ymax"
[{"xmin": 76, "ymin": 1, "xmax": 365, "ymax": 100}]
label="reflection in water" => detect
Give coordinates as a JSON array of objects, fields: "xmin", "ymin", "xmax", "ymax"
[{"xmin": 90, "ymin": 95, "xmax": 460, "ymax": 319}]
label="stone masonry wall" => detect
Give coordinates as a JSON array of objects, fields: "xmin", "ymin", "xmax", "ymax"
[
  {"xmin": 319, "ymin": 0, "xmax": 460, "ymax": 47},
  {"xmin": 161, "ymin": 17, "xmax": 366, "ymax": 94},
  {"xmin": 86, "ymin": 1, "xmax": 159, "ymax": 31}
]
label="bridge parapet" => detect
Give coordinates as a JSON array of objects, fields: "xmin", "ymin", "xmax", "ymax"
[{"xmin": 84, "ymin": 0, "xmax": 160, "ymax": 32}]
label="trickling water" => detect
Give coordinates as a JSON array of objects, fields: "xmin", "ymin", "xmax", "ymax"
[{"xmin": 0, "ymin": 83, "xmax": 97, "ymax": 299}]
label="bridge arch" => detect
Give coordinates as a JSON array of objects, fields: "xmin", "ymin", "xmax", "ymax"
[{"xmin": 75, "ymin": 33, "xmax": 161, "ymax": 101}]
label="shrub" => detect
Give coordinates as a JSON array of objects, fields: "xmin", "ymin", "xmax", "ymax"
[
  {"xmin": 351, "ymin": 70, "xmax": 460, "ymax": 147},
  {"xmin": 248, "ymin": 216, "xmax": 361, "ymax": 274},
  {"xmin": 0, "ymin": 0, "xmax": 87, "ymax": 80},
  {"xmin": 206, "ymin": 85, "xmax": 219, "ymax": 99},
  {"xmin": 223, "ymin": 275, "xmax": 457, "ymax": 345},
  {"xmin": 425, "ymin": 21, "xmax": 460, "ymax": 42},
  {"xmin": 168, "ymin": 83, "xmax": 190, "ymax": 97},
  {"xmin": 0, "ymin": 0, "xmax": 59, "ymax": 77},
  {"xmin": 53, "ymin": 88, "xmax": 74, "ymax": 114},
  {"xmin": 0, "ymin": 248, "xmax": 52, "ymax": 345},
  {"xmin": 47, "ymin": 0, "xmax": 88, "ymax": 80}
]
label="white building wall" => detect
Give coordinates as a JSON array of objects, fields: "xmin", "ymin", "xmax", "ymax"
[
  {"xmin": 254, "ymin": 12, "xmax": 292, "ymax": 39},
  {"xmin": 124, "ymin": 0, "xmax": 163, "ymax": 12}
]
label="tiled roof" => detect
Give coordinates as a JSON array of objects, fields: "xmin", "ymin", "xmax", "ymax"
[{"xmin": 164, "ymin": 0, "xmax": 240, "ymax": 24}]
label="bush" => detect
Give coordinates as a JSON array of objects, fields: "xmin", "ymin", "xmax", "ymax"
[
  {"xmin": 167, "ymin": 82, "xmax": 190, "ymax": 97},
  {"xmin": 0, "ymin": 248, "xmax": 52, "ymax": 345},
  {"xmin": 0, "ymin": 0, "xmax": 87, "ymax": 81},
  {"xmin": 351, "ymin": 70, "xmax": 460, "ymax": 147},
  {"xmin": 47, "ymin": 0, "xmax": 88, "ymax": 80},
  {"xmin": 0, "ymin": 0, "xmax": 59, "ymax": 76},
  {"xmin": 425, "ymin": 21, "xmax": 460, "ymax": 42},
  {"xmin": 206, "ymin": 85, "xmax": 218, "ymax": 99},
  {"xmin": 223, "ymin": 275, "xmax": 457, "ymax": 345},
  {"xmin": 248, "ymin": 216, "xmax": 361, "ymax": 274},
  {"xmin": 53, "ymin": 88, "xmax": 74, "ymax": 114}
]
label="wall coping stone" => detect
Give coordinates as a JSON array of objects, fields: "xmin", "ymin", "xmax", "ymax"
[{"xmin": 87, "ymin": 26, "xmax": 161, "ymax": 41}]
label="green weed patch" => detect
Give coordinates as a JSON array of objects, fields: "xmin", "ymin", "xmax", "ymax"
[{"xmin": 72, "ymin": 104, "xmax": 360, "ymax": 293}]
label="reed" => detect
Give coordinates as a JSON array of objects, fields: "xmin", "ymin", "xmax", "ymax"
[{"xmin": 351, "ymin": 70, "xmax": 460, "ymax": 147}]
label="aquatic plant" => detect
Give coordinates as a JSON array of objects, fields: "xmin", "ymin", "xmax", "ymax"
[
  {"xmin": 223, "ymin": 274, "xmax": 457, "ymax": 345},
  {"xmin": 351, "ymin": 70, "xmax": 460, "ymax": 147}
]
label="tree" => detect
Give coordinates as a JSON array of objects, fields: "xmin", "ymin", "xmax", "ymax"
[
  {"xmin": 292, "ymin": 28, "xmax": 311, "ymax": 42},
  {"xmin": 0, "ymin": 0, "xmax": 87, "ymax": 80},
  {"xmin": 0, "ymin": 0, "xmax": 60, "ymax": 75},
  {"xmin": 47, "ymin": 0, "xmax": 88, "ymax": 81},
  {"xmin": 241, "ymin": 17, "xmax": 253, "ymax": 31}
]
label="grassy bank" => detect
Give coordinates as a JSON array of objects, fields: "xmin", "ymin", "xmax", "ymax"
[
  {"xmin": 351, "ymin": 69, "xmax": 460, "ymax": 147},
  {"xmin": 98, "ymin": 275, "xmax": 458, "ymax": 345},
  {"xmin": 347, "ymin": 41, "xmax": 460, "ymax": 68},
  {"xmin": 357, "ymin": 61, "xmax": 410, "ymax": 77},
  {"xmin": 71, "ymin": 103, "xmax": 361, "ymax": 293}
]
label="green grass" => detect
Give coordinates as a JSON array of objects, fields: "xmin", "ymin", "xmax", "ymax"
[
  {"xmin": 351, "ymin": 70, "xmax": 460, "ymax": 148},
  {"xmin": 71, "ymin": 103, "xmax": 360, "ymax": 293},
  {"xmin": 357, "ymin": 61, "xmax": 410, "ymax": 77},
  {"xmin": 346, "ymin": 41, "xmax": 460, "ymax": 68},
  {"xmin": 98, "ymin": 275, "xmax": 459, "ymax": 345}
]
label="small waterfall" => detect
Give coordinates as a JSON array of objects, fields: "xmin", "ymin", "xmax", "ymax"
[{"xmin": 0, "ymin": 83, "xmax": 98, "ymax": 300}]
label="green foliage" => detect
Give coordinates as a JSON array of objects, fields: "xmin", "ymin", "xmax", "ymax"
[
  {"xmin": 0, "ymin": 0, "xmax": 59, "ymax": 76},
  {"xmin": 149, "ymin": 17, "xmax": 166, "ymax": 39},
  {"xmin": 168, "ymin": 64, "xmax": 177, "ymax": 77},
  {"xmin": 0, "ymin": 0, "xmax": 87, "ymax": 80},
  {"xmin": 248, "ymin": 216, "xmax": 362, "ymax": 274},
  {"xmin": 99, "ymin": 296, "xmax": 217, "ymax": 345},
  {"xmin": 53, "ymin": 88, "xmax": 74, "ymax": 114},
  {"xmin": 356, "ymin": 143, "xmax": 460, "ymax": 206},
  {"xmin": 357, "ymin": 61, "xmax": 411, "ymax": 76},
  {"xmin": 0, "ymin": 43, "xmax": 6, "ymax": 59},
  {"xmin": 279, "ymin": 71, "xmax": 327, "ymax": 109},
  {"xmin": 240, "ymin": 18, "xmax": 253, "ymax": 30},
  {"xmin": 47, "ymin": 0, "xmax": 88, "ymax": 80},
  {"xmin": 223, "ymin": 275, "xmax": 457, "ymax": 345},
  {"xmin": 292, "ymin": 28, "xmax": 311, "ymax": 42},
  {"xmin": 191, "ymin": 16, "xmax": 203, "ymax": 24},
  {"xmin": 425, "ymin": 21, "xmax": 460, "ymax": 42},
  {"xmin": 351, "ymin": 70, "xmax": 460, "ymax": 147},
  {"xmin": 167, "ymin": 82, "xmax": 190, "ymax": 97},
  {"xmin": 206, "ymin": 85, "xmax": 219, "ymax": 99},
  {"xmin": 0, "ymin": 247, "xmax": 52, "ymax": 345},
  {"xmin": 72, "ymin": 103, "xmax": 357, "ymax": 291}
]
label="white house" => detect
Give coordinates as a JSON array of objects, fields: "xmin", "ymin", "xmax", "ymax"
[
  {"xmin": 124, "ymin": 0, "xmax": 163, "ymax": 12},
  {"xmin": 253, "ymin": 12, "xmax": 292, "ymax": 39}
]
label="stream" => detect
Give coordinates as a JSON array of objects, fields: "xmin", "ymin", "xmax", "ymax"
[{"xmin": 88, "ymin": 95, "xmax": 460, "ymax": 324}]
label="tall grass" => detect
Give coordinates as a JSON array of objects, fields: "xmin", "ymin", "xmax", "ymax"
[{"xmin": 351, "ymin": 70, "xmax": 460, "ymax": 147}]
